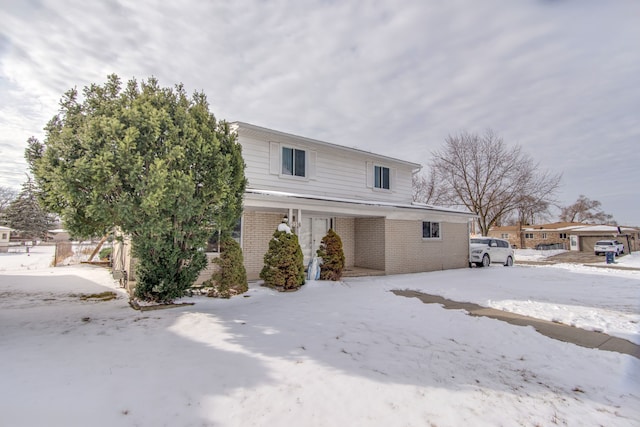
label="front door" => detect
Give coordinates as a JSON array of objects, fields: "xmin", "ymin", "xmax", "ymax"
[{"xmin": 300, "ymin": 217, "xmax": 329, "ymax": 265}]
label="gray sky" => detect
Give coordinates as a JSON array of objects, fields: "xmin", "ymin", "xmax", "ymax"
[{"xmin": 1, "ymin": 0, "xmax": 639, "ymax": 225}]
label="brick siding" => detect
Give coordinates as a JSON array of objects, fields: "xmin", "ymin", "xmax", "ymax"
[
  {"xmin": 354, "ymin": 217, "xmax": 386, "ymax": 270},
  {"xmin": 242, "ymin": 211, "xmax": 284, "ymax": 280},
  {"xmin": 487, "ymin": 230, "xmax": 569, "ymax": 249},
  {"xmin": 334, "ymin": 217, "xmax": 355, "ymax": 268},
  {"xmin": 385, "ymin": 220, "xmax": 469, "ymax": 274}
]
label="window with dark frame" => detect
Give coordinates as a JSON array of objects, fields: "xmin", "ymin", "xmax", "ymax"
[
  {"xmin": 374, "ymin": 165, "xmax": 390, "ymax": 189},
  {"xmin": 422, "ymin": 221, "xmax": 440, "ymax": 239},
  {"xmin": 525, "ymin": 233, "xmax": 534, "ymax": 239},
  {"xmin": 205, "ymin": 218, "xmax": 242, "ymax": 252},
  {"xmin": 282, "ymin": 147, "xmax": 306, "ymax": 177}
]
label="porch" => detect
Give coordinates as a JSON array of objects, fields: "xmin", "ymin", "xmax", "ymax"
[{"xmin": 341, "ymin": 266, "xmax": 386, "ymax": 278}]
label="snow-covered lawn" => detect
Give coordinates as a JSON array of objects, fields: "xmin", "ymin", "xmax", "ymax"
[{"xmin": 1, "ymin": 246, "xmax": 638, "ymax": 426}]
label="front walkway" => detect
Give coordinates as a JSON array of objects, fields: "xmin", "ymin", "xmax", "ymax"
[{"xmin": 392, "ymin": 290, "xmax": 640, "ymax": 359}]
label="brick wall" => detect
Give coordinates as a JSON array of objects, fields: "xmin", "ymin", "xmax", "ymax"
[
  {"xmin": 354, "ymin": 217, "xmax": 385, "ymax": 270},
  {"xmin": 334, "ymin": 217, "xmax": 355, "ymax": 268},
  {"xmin": 385, "ymin": 220, "xmax": 469, "ymax": 274},
  {"xmin": 194, "ymin": 253, "xmax": 221, "ymax": 285},
  {"xmin": 243, "ymin": 211, "xmax": 284, "ymax": 280},
  {"xmin": 488, "ymin": 230, "xmax": 569, "ymax": 249}
]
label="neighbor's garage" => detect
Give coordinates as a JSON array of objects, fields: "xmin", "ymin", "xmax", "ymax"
[{"xmin": 580, "ymin": 236, "xmax": 632, "ymax": 254}]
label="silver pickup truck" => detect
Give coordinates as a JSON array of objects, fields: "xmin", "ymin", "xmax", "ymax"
[{"xmin": 594, "ymin": 240, "xmax": 624, "ymax": 256}]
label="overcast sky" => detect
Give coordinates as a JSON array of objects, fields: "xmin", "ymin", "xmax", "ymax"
[{"xmin": 1, "ymin": 0, "xmax": 638, "ymax": 225}]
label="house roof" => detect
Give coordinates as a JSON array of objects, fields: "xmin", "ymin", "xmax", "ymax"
[
  {"xmin": 526, "ymin": 222, "xmax": 586, "ymax": 230},
  {"xmin": 231, "ymin": 121, "xmax": 423, "ymax": 171},
  {"xmin": 489, "ymin": 225, "xmax": 520, "ymax": 232},
  {"xmin": 0, "ymin": 226, "xmax": 12, "ymax": 231}
]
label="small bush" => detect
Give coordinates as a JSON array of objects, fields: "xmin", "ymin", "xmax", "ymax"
[
  {"xmin": 316, "ymin": 228, "xmax": 345, "ymax": 281},
  {"xmin": 260, "ymin": 226, "xmax": 305, "ymax": 291},
  {"xmin": 206, "ymin": 236, "xmax": 248, "ymax": 299}
]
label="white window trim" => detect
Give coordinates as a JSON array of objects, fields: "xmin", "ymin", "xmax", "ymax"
[
  {"xmin": 422, "ymin": 221, "xmax": 442, "ymax": 240},
  {"xmin": 271, "ymin": 142, "xmax": 316, "ymax": 181},
  {"xmin": 367, "ymin": 162, "xmax": 395, "ymax": 192}
]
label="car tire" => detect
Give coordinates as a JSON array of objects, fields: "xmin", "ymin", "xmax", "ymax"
[
  {"xmin": 504, "ymin": 256, "xmax": 513, "ymax": 267},
  {"xmin": 481, "ymin": 254, "xmax": 490, "ymax": 268}
]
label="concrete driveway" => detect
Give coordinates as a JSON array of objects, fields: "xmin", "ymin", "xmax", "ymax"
[{"xmin": 545, "ymin": 251, "xmax": 617, "ymax": 264}]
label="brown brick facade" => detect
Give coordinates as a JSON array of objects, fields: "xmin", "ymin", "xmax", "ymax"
[{"xmin": 488, "ymin": 230, "xmax": 569, "ymax": 249}]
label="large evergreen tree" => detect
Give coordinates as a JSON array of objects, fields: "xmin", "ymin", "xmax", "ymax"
[
  {"xmin": 27, "ymin": 75, "xmax": 246, "ymax": 302},
  {"xmin": 5, "ymin": 177, "xmax": 53, "ymax": 240}
]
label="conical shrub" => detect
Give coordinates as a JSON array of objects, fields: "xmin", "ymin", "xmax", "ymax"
[
  {"xmin": 260, "ymin": 226, "xmax": 305, "ymax": 291},
  {"xmin": 207, "ymin": 235, "xmax": 248, "ymax": 298},
  {"xmin": 317, "ymin": 228, "xmax": 345, "ymax": 281}
]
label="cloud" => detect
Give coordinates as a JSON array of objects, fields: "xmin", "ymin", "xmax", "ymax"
[{"xmin": 0, "ymin": 0, "xmax": 638, "ymax": 223}]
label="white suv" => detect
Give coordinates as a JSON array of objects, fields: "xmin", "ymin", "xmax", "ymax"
[{"xmin": 469, "ymin": 237, "xmax": 515, "ymax": 267}]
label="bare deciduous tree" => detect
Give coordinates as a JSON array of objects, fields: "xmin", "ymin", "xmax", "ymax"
[
  {"xmin": 559, "ymin": 195, "xmax": 616, "ymax": 225},
  {"xmin": 428, "ymin": 130, "xmax": 561, "ymax": 236},
  {"xmin": 412, "ymin": 170, "xmax": 448, "ymax": 206}
]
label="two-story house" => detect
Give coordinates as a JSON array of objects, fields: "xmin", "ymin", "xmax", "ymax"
[
  {"xmin": 113, "ymin": 122, "xmax": 476, "ymax": 289},
  {"xmin": 231, "ymin": 122, "xmax": 474, "ymax": 280}
]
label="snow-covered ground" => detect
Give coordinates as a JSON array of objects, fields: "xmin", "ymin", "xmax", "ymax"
[{"xmin": 1, "ymin": 246, "xmax": 638, "ymax": 426}]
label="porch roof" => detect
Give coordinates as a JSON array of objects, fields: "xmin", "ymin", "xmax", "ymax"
[{"xmin": 244, "ymin": 188, "xmax": 475, "ymax": 222}]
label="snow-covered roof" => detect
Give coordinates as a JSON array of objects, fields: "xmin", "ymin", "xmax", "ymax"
[
  {"xmin": 571, "ymin": 225, "xmax": 629, "ymax": 232},
  {"xmin": 493, "ymin": 222, "xmax": 638, "ymax": 233}
]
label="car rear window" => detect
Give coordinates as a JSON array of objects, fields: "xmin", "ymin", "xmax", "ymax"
[{"xmin": 596, "ymin": 241, "xmax": 612, "ymax": 245}]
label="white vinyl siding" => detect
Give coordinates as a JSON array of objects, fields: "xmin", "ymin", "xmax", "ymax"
[{"xmin": 240, "ymin": 135, "xmax": 414, "ymax": 203}]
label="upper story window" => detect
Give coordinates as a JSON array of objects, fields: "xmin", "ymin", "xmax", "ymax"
[
  {"xmin": 282, "ymin": 147, "xmax": 306, "ymax": 177},
  {"xmin": 559, "ymin": 233, "xmax": 567, "ymax": 239},
  {"xmin": 501, "ymin": 233, "xmax": 509, "ymax": 239},
  {"xmin": 525, "ymin": 233, "xmax": 534, "ymax": 239},
  {"xmin": 374, "ymin": 165, "xmax": 390, "ymax": 189}
]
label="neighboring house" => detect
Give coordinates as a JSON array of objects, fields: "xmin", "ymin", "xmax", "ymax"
[
  {"xmin": 488, "ymin": 222, "xmax": 583, "ymax": 250},
  {"xmin": 566, "ymin": 225, "xmax": 639, "ymax": 254},
  {"xmin": 489, "ymin": 222, "xmax": 639, "ymax": 253},
  {"xmin": 0, "ymin": 226, "xmax": 11, "ymax": 253},
  {"xmin": 115, "ymin": 122, "xmax": 476, "ymax": 289}
]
